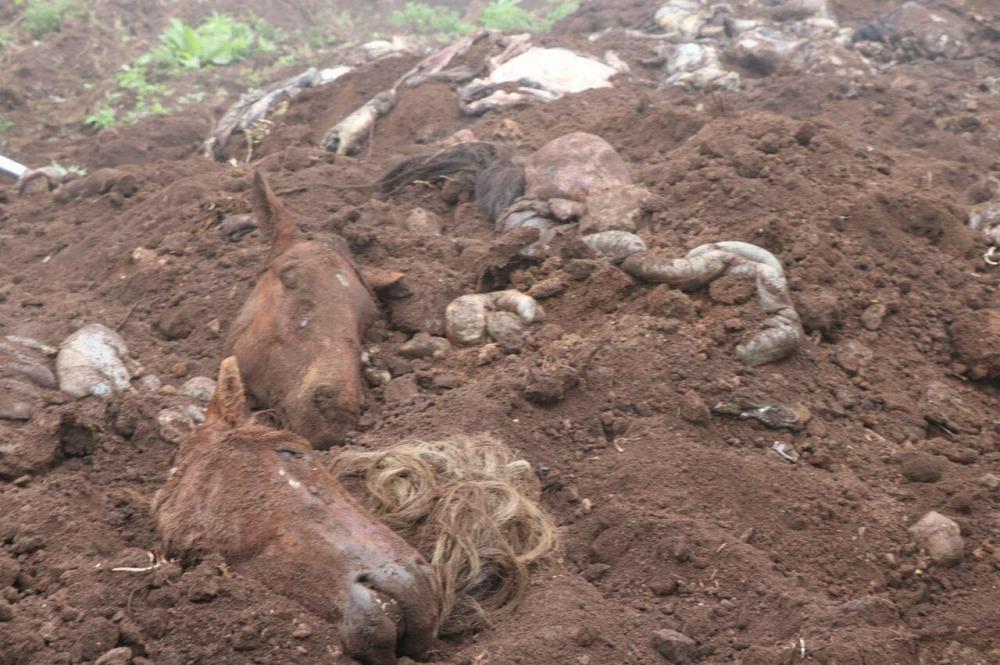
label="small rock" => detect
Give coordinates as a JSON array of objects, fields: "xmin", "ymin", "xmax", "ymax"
[
  {"xmin": 861, "ymin": 302, "xmax": 887, "ymax": 331},
  {"xmin": 95, "ymin": 646, "xmax": 133, "ymax": 665},
  {"xmin": 56, "ymin": 324, "xmax": 134, "ymax": 398},
  {"xmin": 571, "ymin": 625, "xmax": 600, "ymax": 647},
  {"xmin": 403, "ymin": 208, "xmax": 442, "ymax": 235},
  {"xmin": 207, "ymin": 319, "xmax": 222, "ymax": 336},
  {"xmin": 486, "ymin": 311, "xmax": 524, "ymax": 352},
  {"xmin": 978, "ymin": 473, "xmax": 999, "ymax": 491},
  {"xmin": 157, "ymin": 407, "xmax": 198, "ymax": 444},
  {"xmin": 524, "ymin": 364, "xmax": 579, "ymax": 405},
  {"xmin": 908, "ymin": 511, "xmax": 964, "ymax": 567},
  {"xmin": 0, "ymin": 598, "xmax": 13, "ymax": 622},
  {"xmin": 835, "ymin": 340, "xmax": 874, "ymax": 376},
  {"xmin": 292, "ymin": 623, "xmax": 312, "ymax": 639},
  {"xmin": 12, "ymin": 475, "xmax": 30, "ymax": 487},
  {"xmin": 949, "ymin": 309, "xmax": 1000, "ymax": 380},
  {"xmin": 399, "ymin": 332, "xmax": 451, "ymax": 359},
  {"xmin": 679, "ymin": 391, "xmax": 711, "ymax": 425},
  {"xmin": 651, "ymin": 629, "xmax": 696, "ymax": 662},
  {"xmin": 899, "ymin": 451, "xmax": 943, "ymax": 483},
  {"xmin": 181, "ymin": 376, "xmax": 216, "ymax": 403}
]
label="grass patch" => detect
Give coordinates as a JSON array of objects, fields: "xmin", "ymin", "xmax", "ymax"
[
  {"xmin": 22, "ymin": 0, "xmax": 82, "ymax": 39},
  {"xmin": 84, "ymin": 106, "xmax": 116, "ymax": 130},
  {"xmin": 481, "ymin": 0, "xmax": 538, "ymax": 32},
  {"xmin": 0, "ymin": 114, "xmax": 12, "ymax": 133},
  {"xmin": 390, "ymin": 3, "xmax": 470, "ymax": 39}
]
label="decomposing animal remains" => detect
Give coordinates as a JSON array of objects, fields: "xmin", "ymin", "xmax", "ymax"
[
  {"xmin": 225, "ymin": 172, "xmax": 387, "ymax": 448},
  {"xmin": 623, "ymin": 241, "xmax": 803, "ymax": 365},
  {"xmin": 153, "ymin": 358, "xmax": 440, "ymax": 665},
  {"xmin": 332, "ymin": 434, "xmax": 558, "ymax": 635}
]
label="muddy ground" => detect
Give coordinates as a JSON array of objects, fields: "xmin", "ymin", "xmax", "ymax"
[{"xmin": 1, "ymin": 0, "xmax": 999, "ymax": 663}]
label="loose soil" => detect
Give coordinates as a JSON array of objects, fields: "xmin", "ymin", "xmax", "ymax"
[{"xmin": 1, "ymin": 1, "xmax": 999, "ymax": 664}]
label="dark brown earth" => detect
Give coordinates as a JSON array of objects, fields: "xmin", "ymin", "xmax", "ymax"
[{"xmin": 1, "ymin": 1, "xmax": 999, "ymax": 664}]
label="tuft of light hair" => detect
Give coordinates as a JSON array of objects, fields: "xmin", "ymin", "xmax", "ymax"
[{"xmin": 331, "ymin": 433, "xmax": 558, "ymax": 634}]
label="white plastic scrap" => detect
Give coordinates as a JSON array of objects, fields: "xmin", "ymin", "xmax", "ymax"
[
  {"xmin": 666, "ymin": 43, "xmax": 740, "ymax": 91},
  {"xmin": 56, "ymin": 324, "xmax": 134, "ymax": 398}
]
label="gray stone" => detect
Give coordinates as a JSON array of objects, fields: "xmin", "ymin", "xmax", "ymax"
[
  {"xmin": 652, "ymin": 628, "xmax": 696, "ymax": 662},
  {"xmin": 908, "ymin": 511, "xmax": 964, "ymax": 567},
  {"xmin": 95, "ymin": 647, "xmax": 133, "ymax": 665},
  {"xmin": 180, "ymin": 376, "xmax": 216, "ymax": 403}
]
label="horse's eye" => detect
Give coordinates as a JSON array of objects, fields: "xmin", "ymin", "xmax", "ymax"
[{"xmin": 277, "ymin": 448, "xmax": 304, "ymax": 459}]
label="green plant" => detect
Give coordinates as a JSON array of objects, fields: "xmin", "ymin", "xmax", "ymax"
[
  {"xmin": 84, "ymin": 106, "xmax": 116, "ymax": 130},
  {"xmin": 390, "ymin": 3, "xmax": 470, "ymax": 38},
  {"xmin": 545, "ymin": 0, "xmax": 579, "ymax": 24},
  {"xmin": 0, "ymin": 31, "xmax": 13, "ymax": 50},
  {"xmin": 144, "ymin": 14, "xmax": 261, "ymax": 70},
  {"xmin": 0, "ymin": 115, "xmax": 12, "ymax": 133},
  {"xmin": 23, "ymin": 0, "xmax": 80, "ymax": 39},
  {"xmin": 481, "ymin": 0, "xmax": 539, "ymax": 32}
]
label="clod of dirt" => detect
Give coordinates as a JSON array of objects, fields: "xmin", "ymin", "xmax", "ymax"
[
  {"xmin": 651, "ymin": 628, "xmax": 697, "ymax": 662},
  {"xmin": 56, "ymin": 324, "xmax": 134, "ymax": 398},
  {"xmin": 949, "ymin": 309, "xmax": 1000, "ymax": 380},
  {"xmin": 796, "ymin": 287, "xmax": 842, "ymax": 339},
  {"xmin": 0, "ymin": 553, "xmax": 20, "ymax": 587},
  {"xmin": 524, "ymin": 363, "xmax": 579, "ymax": 405},
  {"xmin": 156, "ymin": 303, "xmax": 205, "ymax": 341},
  {"xmin": 898, "ymin": 451, "xmax": 943, "ymax": 483},
  {"xmin": 908, "ymin": 511, "xmax": 964, "ymax": 567},
  {"xmin": 679, "ymin": 390, "xmax": 711, "ymax": 425}
]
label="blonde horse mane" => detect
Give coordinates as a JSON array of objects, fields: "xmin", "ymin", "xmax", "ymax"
[{"xmin": 331, "ymin": 433, "xmax": 558, "ymax": 635}]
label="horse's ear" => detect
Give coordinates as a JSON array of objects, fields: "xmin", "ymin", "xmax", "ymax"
[
  {"xmin": 206, "ymin": 356, "xmax": 246, "ymax": 429},
  {"xmin": 252, "ymin": 171, "xmax": 299, "ymax": 257}
]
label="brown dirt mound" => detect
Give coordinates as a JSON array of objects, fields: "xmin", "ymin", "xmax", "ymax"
[{"xmin": 1, "ymin": 1, "xmax": 999, "ymax": 664}]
